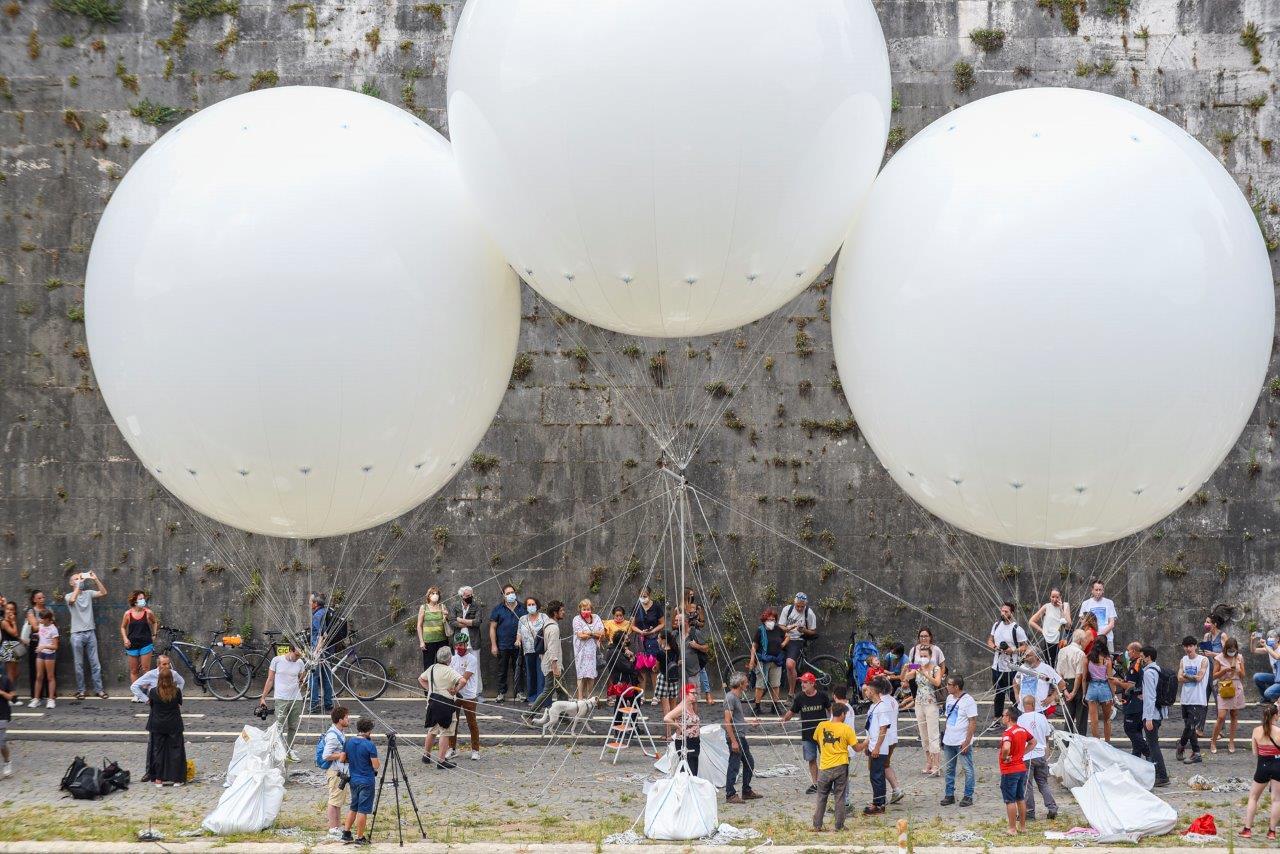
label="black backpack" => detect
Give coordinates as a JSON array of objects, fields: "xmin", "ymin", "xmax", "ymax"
[
  {"xmin": 60, "ymin": 757, "xmax": 104, "ymax": 800},
  {"xmin": 100, "ymin": 758, "xmax": 130, "ymax": 792},
  {"xmin": 533, "ymin": 622, "xmax": 548, "ymax": 656},
  {"xmin": 322, "ymin": 607, "xmax": 350, "ymax": 649},
  {"xmin": 1152, "ymin": 663, "xmax": 1178, "ymax": 710}
]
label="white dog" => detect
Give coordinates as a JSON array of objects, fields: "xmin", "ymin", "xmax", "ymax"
[{"xmin": 535, "ymin": 697, "xmax": 598, "ymax": 737}]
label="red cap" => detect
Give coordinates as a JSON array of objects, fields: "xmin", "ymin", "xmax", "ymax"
[{"xmin": 799, "ymin": 672, "xmax": 818, "ymax": 683}]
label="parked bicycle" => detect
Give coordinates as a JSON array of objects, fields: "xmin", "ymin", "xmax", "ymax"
[
  {"xmin": 238, "ymin": 629, "xmax": 389, "ymax": 702},
  {"xmin": 728, "ymin": 646, "xmax": 846, "ymax": 694},
  {"xmin": 156, "ymin": 625, "xmax": 252, "ymax": 700}
]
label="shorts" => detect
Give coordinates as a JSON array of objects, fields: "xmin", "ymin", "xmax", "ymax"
[
  {"xmin": 1085, "ymin": 680, "xmax": 1113, "ymax": 703},
  {"xmin": 125, "ymin": 644, "xmax": 155, "ymax": 657},
  {"xmin": 784, "ymin": 641, "xmax": 804, "ymax": 663},
  {"xmin": 325, "ymin": 768, "xmax": 345, "ymax": 808},
  {"xmin": 654, "ymin": 673, "xmax": 679, "ymax": 700},
  {"xmin": 1256, "ymin": 755, "xmax": 1280, "ymax": 785},
  {"xmin": 428, "ymin": 715, "xmax": 457, "ymax": 738},
  {"xmin": 37, "ymin": 652, "xmax": 55, "ymax": 661},
  {"xmin": 1000, "ymin": 771, "xmax": 1028, "ymax": 804},
  {"xmin": 349, "ymin": 779, "xmax": 375, "ymax": 814},
  {"xmin": 0, "ymin": 720, "xmax": 8, "ymax": 749},
  {"xmin": 802, "ymin": 739, "xmax": 818, "ymax": 763},
  {"xmin": 754, "ymin": 660, "xmax": 782, "ymax": 689}
]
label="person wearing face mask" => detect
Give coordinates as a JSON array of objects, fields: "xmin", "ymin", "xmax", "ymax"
[
  {"xmin": 516, "ymin": 597, "xmax": 549, "ymax": 703},
  {"xmin": 488, "ymin": 584, "xmax": 526, "ymax": 703},
  {"xmin": 447, "ymin": 631, "xmax": 482, "ymax": 761},
  {"xmin": 572, "ymin": 598, "xmax": 606, "ymax": 700},
  {"xmin": 631, "ymin": 586, "xmax": 665, "ymax": 703},
  {"xmin": 1213, "ymin": 636, "xmax": 1247, "ymax": 753},
  {"xmin": 1251, "ymin": 630, "xmax": 1280, "ymax": 701},
  {"xmin": 748, "ymin": 609, "xmax": 785, "ymax": 713},
  {"xmin": 120, "ymin": 590, "xmax": 159, "ymax": 686},
  {"xmin": 416, "ymin": 586, "xmax": 451, "ymax": 676},
  {"xmin": 450, "ymin": 586, "xmax": 484, "ymax": 653}
]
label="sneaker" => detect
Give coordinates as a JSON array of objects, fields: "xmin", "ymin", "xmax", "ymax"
[
  {"xmin": 131, "ymin": 696, "xmax": 145, "ymax": 704},
  {"xmin": 286, "ymin": 749, "xmax": 300, "ymax": 763},
  {"xmin": 353, "ymin": 838, "xmax": 370, "ymax": 847},
  {"xmin": 743, "ymin": 790, "xmax": 763, "ymax": 800},
  {"xmin": 515, "ymin": 692, "xmax": 527, "ymax": 702},
  {"xmin": 328, "ymin": 828, "xmax": 344, "ymax": 839},
  {"xmin": 75, "ymin": 692, "xmax": 85, "ymax": 701},
  {"xmin": 341, "ymin": 830, "xmax": 354, "ymax": 843},
  {"xmin": 1239, "ymin": 828, "xmax": 1253, "ymax": 839},
  {"xmin": 2, "ymin": 763, "xmax": 11, "ymax": 779},
  {"xmin": 805, "ymin": 784, "xmax": 818, "ymax": 795},
  {"xmin": 1153, "ymin": 778, "xmax": 1170, "ymax": 788},
  {"xmin": 1267, "ymin": 829, "xmax": 1277, "ymax": 841},
  {"xmin": 445, "ymin": 748, "xmax": 456, "ymax": 760},
  {"xmin": 939, "ymin": 796, "xmax": 955, "ymax": 806},
  {"xmin": 1048, "ymin": 811, "xmax": 1058, "ymax": 820},
  {"xmin": 890, "ymin": 790, "xmax": 904, "ymax": 804},
  {"xmin": 1186, "ymin": 753, "xmax": 1203, "ymax": 764},
  {"xmin": 470, "ymin": 750, "xmax": 480, "ymax": 761},
  {"xmin": 27, "ymin": 698, "xmax": 39, "ymax": 708},
  {"xmin": 1175, "ymin": 748, "xmax": 1185, "ymax": 761},
  {"xmin": 421, "ymin": 756, "xmax": 432, "ymax": 765},
  {"xmin": 494, "ymin": 695, "xmax": 505, "ymax": 704},
  {"xmin": 862, "ymin": 805, "xmax": 885, "ymax": 815},
  {"xmin": 725, "ymin": 794, "xmax": 744, "ymax": 804},
  {"xmin": 959, "ymin": 796, "xmax": 973, "ymax": 807},
  {"xmin": 97, "ymin": 691, "xmax": 109, "ymax": 700},
  {"xmin": 46, "ymin": 699, "xmax": 55, "ymax": 709},
  {"xmin": 436, "ymin": 760, "xmax": 456, "ymax": 770}
]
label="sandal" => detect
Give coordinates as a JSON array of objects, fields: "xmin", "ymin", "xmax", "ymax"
[
  {"xmin": 1268, "ymin": 829, "xmax": 1277, "ymax": 841},
  {"xmin": 1237, "ymin": 827, "xmax": 1250, "ymax": 839}
]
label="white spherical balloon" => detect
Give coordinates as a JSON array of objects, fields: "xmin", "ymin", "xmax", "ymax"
[
  {"xmin": 87, "ymin": 87, "xmax": 520, "ymax": 538},
  {"xmin": 447, "ymin": 0, "xmax": 890, "ymax": 338},
  {"xmin": 833, "ymin": 88, "xmax": 1274, "ymax": 549}
]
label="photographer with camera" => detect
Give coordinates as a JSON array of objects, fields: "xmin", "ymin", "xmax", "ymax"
[
  {"xmin": 63, "ymin": 570, "xmax": 109, "ymax": 701},
  {"xmin": 321, "ymin": 706, "xmax": 351, "ymax": 841},
  {"xmin": 257, "ymin": 639, "xmax": 307, "ymax": 761},
  {"xmin": 987, "ymin": 601, "xmax": 1029, "ymax": 722}
]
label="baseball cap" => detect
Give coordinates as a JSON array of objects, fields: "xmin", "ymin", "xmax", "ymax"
[
  {"xmin": 799, "ymin": 672, "xmax": 817, "ymax": 683},
  {"xmin": 454, "ymin": 630, "xmax": 470, "ymax": 646},
  {"xmin": 794, "ymin": 592, "xmax": 808, "ymax": 602}
]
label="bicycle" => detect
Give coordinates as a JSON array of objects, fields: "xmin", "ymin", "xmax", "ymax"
[
  {"xmin": 520, "ymin": 671, "xmax": 573, "ymax": 727},
  {"xmin": 237, "ymin": 630, "xmax": 288, "ymax": 694},
  {"xmin": 156, "ymin": 625, "xmax": 252, "ymax": 700},
  {"xmin": 325, "ymin": 631, "xmax": 389, "ymax": 702},
  {"xmin": 728, "ymin": 645, "xmax": 847, "ymax": 695}
]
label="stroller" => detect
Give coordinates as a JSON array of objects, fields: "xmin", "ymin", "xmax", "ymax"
[{"xmin": 848, "ymin": 636, "xmax": 879, "ymax": 713}]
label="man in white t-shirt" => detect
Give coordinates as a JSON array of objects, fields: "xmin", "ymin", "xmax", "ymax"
[
  {"xmin": 258, "ymin": 640, "xmax": 307, "ymax": 762},
  {"xmin": 987, "ymin": 601, "xmax": 1029, "ymax": 721},
  {"xmin": 940, "ymin": 674, "xmax": 977, "ymax": 807},
  {"xmin": 1017, "ymin": 694, "xmax": 1057, "ymax": 820},
  {"xmin": 1176, "ymin": 635, "xmax": 1210, "ymax": 763},
  {"xmin": 1013, "ymin": 648, "xmax": 1064, "ymax": 713},
  {"xmin": 779, "ymin": 593, "xmax": 818, "ymax": 696},
  {"xmin": 448, "ymin": 632, "xmax": 482, "ymax": 761},
  {"xmin": 863, "ymin": 675, "xmax": 898, "ymax": 814},
  {"xmin": 1078, "ymin": 579, "xmax": 1117, "ymax": 652}
]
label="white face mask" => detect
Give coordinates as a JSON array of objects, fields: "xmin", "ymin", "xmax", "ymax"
[
  {"xmin": 527, "ymin": 605, "xmax": 537, "ymax": 614},
  {"xmin": 505, "ymin": 593, "xmax": 517, "ymax": 604},
  {"xmin": 428, "ymin": 594, "xmax": 439, "ymax": 604},
  {"xmin": 764, "ymin": 621, "xmax": 776, "ymax": 630},
  {"xmin": 136, "ymin": 598, "xmax": 147, "ymax": 608}
]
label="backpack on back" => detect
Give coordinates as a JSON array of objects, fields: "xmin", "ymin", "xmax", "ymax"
[
  {"xmin": 316, "ymin": 727, "xmax": 343, "ymax": 770},
  {"xmin": 1153, "ymin": 663, "xmax": 1178, "ymax": 710},
  {"xmin": 322, "ymin": 607, "xmax": 350, "ymax": 649},
  {"xmin": 534, "ymin": 622, "xmax": 548, "ymax": 656}
]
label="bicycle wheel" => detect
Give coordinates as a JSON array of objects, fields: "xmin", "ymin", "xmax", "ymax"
[
  {"xmin": 804, "ymin": 655, "xmax": 847, "ymax": 692},
  {"xmin": 204, "ymin": 653, "xmax": 251, "ymax": 700},
  {"xmin": 344, "ymin": 656, "xmax": 388, "ymax": 701},
  {"xmin": 727, "ymin": 654, "xmax": 753, "ymax": 687},
  {"xmin": 240, "ymin": 651, "xmax": 268, "ymax": 693}
]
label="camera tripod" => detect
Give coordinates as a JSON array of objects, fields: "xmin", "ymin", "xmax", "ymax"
[{"xmin": 368, "ymin": 731, "xmax": 426, "ymax": 846}]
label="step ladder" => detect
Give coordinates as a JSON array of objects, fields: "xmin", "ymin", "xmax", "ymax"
[{"xmin": 599, "ymin": 686, "xmax": 658, "ymax": 764}]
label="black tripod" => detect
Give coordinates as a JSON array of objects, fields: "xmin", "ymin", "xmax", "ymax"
[{"xmin": 368, "ymin": 732, "xmax": 426, "ymax": 846}]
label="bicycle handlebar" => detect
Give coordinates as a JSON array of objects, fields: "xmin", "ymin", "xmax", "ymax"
[{"xmin": 159, "ymin": 624, "xmax": 185, "ymax": 635}]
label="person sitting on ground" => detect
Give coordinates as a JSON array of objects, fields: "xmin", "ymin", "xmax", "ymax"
[
  {"xmin": 1251, "ymin": 629, "xmax": 1280, "ymax": 702},
  {"xmin": 419, "ymin": 646, "xmax": 461, "ymax": 770},
  {"xmin": 130, "ymin": 653, "xmax": 185, "ymax": 703},
  {"xmin": 1012, "ymin": 647, "xmax": 1063, "ymax": 714},
  {"xmin": 604, "ymin": 624, "xmax": 638, "ymax": 688},
  {"xmin": 781, "ymin": 672, "xmax": 830, "ymax": 795},
  {"xmin": 999, "ymin": 706, "xmax": 1035, "ymax": 836},
  {"xmin": 258, "ymin": 640, "xmax": 307, "ymax": 762},
  {"xmin": 341, "ymin": 717, "xmax": 380, "ymax": 845},
  {"xmin": 321, "ymin": 706, "xmax": 350, "ymax": 840},
  {"xmin": 145, "ymin": 669, "xmax": 186, "ymax": 786},
  {"xmin": 1239, "ymin": 700, "xmax": 1280, "ymax": 840},
  {"xmin": 811, "ymin": 701, "xmax": 864, "ymax": 833},
  {"xmin": 663, "ymin": 684, "xmax": 702, "ymax": 775}
]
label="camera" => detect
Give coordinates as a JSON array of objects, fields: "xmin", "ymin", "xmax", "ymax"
[
  {"xmin": 253, "ymin": 703, "xmax": 271, "ymax": 721},
  {"xmin": 998, "ymin": 641, "xmax": 1010, "ymax": 651},
  {"xmin": 337, "ymin": 770, "xmax": 351, "ymax": 790}
]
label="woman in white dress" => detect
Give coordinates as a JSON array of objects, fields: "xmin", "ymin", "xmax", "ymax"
[{"xmin": 572, "ymin": 598, "xmax": 606, "ymax": 699}]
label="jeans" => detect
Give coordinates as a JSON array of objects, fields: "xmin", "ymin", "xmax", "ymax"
[
  {"xmin": 725, "ymin": 735, "xmax": 755, "ymax": 797},
  {"xmin": 1143, "ymin": 718, "xmax": 1167, "ymax": 782},
  {"xmin": 1123, "ymin": 713, "xmax": 1148, "ymax": 757},
  {"xmin": 813, "ymin": 765, "xmax": 849, "ymax": 829},
  {"xmin": 1025, "ymin": 756, "xmax": 1056, "ymax": 817},
  {"xmin": 70, "ymin": 631, "xmax": 103, "ymax": 693},
  {"xmin": 1254, "ymin": 672, "xmax": 1280, "ymax": 701},
  {"xmin": 869, "ymin": 752, "xmax": 888, "ymax": 806},
  {"xmin": 309, "ymin": 664, "xmax": 333, "ymax": 710},
  {"xmin": 524, "ymin": 653, "xmax": 544, "ymax": 700},
  {"xmin": 698, "ymin": 668, "xmax": 711, "ymax": 696},
  {"xmin": 276, "ymin": 698, "xmax": 303, "ymax": 749},
  {"xmin": 1179, "ymin": 704, "xmax": 1206, "ymax": 754},
  {"xmin": 992, "ymin": 669, "xmax": 1015, "ymax": 720},
  {"xmin": 494, "ymin": 648, "xmax": 518, "ymax": 697},
  {"xmin": 942, "ymin": 743, "xmax": 975, "ymax": 799}
]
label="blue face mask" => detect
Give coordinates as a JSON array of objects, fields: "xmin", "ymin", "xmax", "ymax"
[{"xmin": 527, "ymin": 605, "xmax": 537, "ymax": 614}]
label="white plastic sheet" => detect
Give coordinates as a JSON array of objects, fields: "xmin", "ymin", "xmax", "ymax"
[
  {"xmin": 1070, "ymin": 764, "xmax": 1177, "ymax": 840},
  {"xmin": 644, "ymin": 768, "xmax": 718, "ymax": 841},
  {"xmin": 653, "ymin": 724, "xmax": 729, "ymax": 788},
  {"xmin": 202, "ymin": 755, "xmax": 286, "ymax": 835},
  {"xmin": 224, "ymin": 723, "xmax": 286, "ymax": 788},
  {"xmin": 1050, "ymin": 729, "xmax": 1155, "ymax": 791}
]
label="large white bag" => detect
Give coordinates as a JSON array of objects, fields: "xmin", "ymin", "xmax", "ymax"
[
  {"xmin": 1071, "ymin": 763, "xmax": 1177, "ymax": 840},
  {"xmin": 653, "ymin": 724, "xmax": 730, "ymax": 788},
  {"xmin": 644, "ymin": 767, "xmax": 718, "ymax": 841},
  {"xmin": 202, "ymin": 755, "xmax": 286, "ymax": 835},
  {"xmin": 1050, "ymin": 730, "xmax": 1155, "ymax": 791},
  {"xmin": 224, "ymin": 723, "xmax": 286, "ymax": 788}
]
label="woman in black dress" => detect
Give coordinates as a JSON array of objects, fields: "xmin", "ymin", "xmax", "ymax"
[{"xmin": 145, "ymin": 670, "xmax": 186, "ymax": 786}]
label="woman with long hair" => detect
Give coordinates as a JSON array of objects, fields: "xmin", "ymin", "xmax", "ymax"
[
  {"xmin": 0, "ymin": 603, "xmax": 21, "ymax": 694},
  {"xmin": 145, "ymin": 669, "xmax": 186, "ymax": 786},
  {"xmin": 416, "ymin": 585, "xmax": 449, "ymax": 675},
  {"xmin": 23, "ymin": 591, "xmax": 44, "ymax": 701},
  {"xmin": 1079, "ymin": 612, "xmax": 1100, "ymax": 656},
  {"xmin": 663, "ymin": 684, "xmax": 702, "ymax": 774},
  {"xmin": 1084, "ymin": 643, "xmax": 1115, "ymax": 741},
  {"xmin": 908, "ymin": 627, "xmax": 945, "ymax": 775},
  {"xmin": 631, "ymin": 585, "xmax": 664, "ymax": 703},
  {"xmin": 31, "ymin": 610, "xmax": 57, "ymax": 709},
  {"xmin": 120, "ymin": 590, "xmax": 158, "ymax": 685},
  {"xmin": 1212, "ymin": 637, "xmax": 1247, "ymax": 753},
  {"xmin": 1240, "ymin": 701, "xmax": 1280, "ymax": 840}
]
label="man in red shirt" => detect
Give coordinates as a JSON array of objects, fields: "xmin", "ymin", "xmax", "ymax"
[{"xmin": 998, "ymin": 707, "xmax": 1035, "ymax": 836}]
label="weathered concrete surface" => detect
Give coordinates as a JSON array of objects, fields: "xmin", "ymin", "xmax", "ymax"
[{"xmin": 0, "ymin": 1, "xmax": 1278, "ymax": 691}]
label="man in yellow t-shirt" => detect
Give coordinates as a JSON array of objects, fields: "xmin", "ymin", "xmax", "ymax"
[{"xmin": 811, "ymin": 702, "xmax": 863, "ymax": 832}]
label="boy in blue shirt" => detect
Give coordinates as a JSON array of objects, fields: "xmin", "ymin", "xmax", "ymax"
[{"xmin": 341, "ymin": 717, "xmax": 380, "ymax": 845}]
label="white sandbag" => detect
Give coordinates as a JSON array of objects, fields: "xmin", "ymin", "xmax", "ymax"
[
  {"xmin": 202, "ymin": 755, "xmax": 286, "ymax": 835},
  {"xmin": 224, "ymin": 722, "xmax": 286, "ymax": 788},
  {"xmin": 1070, "ymin": 763, "xmax": 1177, "ymax": 840},
  {"xmin": 644, "ymin": 767, "xmax": 718, "ymax": 841},
  {"xmin": 224, "ymin": 725, "xmax": 265, "ymax": 788},
  {"xmin": 1050, "ymin": 730, "xmax": 1155, "ymax": 791},
  {"xmin": 652, "ymin": 724, "xmax": 730, "ymax": 788}
]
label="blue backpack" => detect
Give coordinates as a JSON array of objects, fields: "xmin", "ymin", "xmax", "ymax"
[{"xmin": 316, "ymin": 727, "xmax": 343, "ymax": 770}]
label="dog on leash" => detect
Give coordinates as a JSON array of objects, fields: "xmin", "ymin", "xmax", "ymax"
[{"xmin": 535, "ymin": 697, "xmax": 598, "ymax": 737}]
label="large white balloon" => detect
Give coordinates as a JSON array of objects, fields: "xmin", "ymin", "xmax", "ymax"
[
  {"xmin": 87, "ymin": 87, "xmax": 520, "ymax": 538},
  {"xmin": 833, "ymin": 88, "xmax": 1274, "ymax": 549},
  {"xmin": 447, "ymin": 0, "xmax": 891, "ymax": 338}
]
